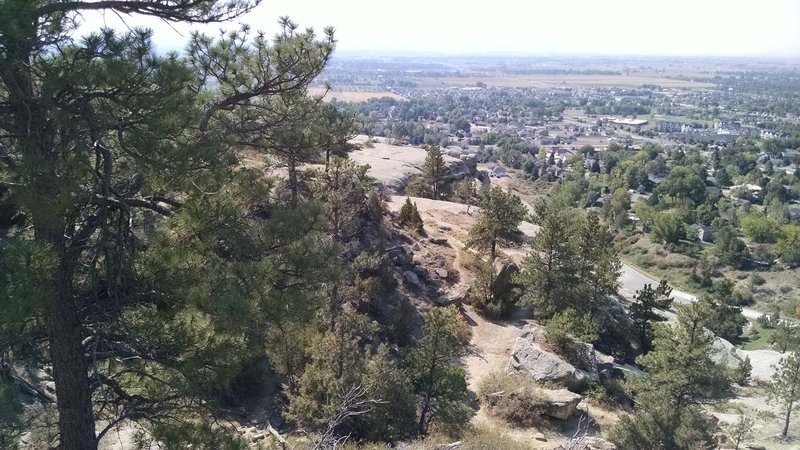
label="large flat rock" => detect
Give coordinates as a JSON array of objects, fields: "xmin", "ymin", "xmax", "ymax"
[{"xmin": 349, "ymin": 136, "xmax": 470, "ymax": 193}]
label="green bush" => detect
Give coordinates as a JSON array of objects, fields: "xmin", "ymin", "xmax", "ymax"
[
  {"xmin": 544, "ymin": 308, "xmax": 599, "ymax": 356},
  {"xmin": 585, "ymin": 379, "xmax": 630, "ymax": 410},
  {"xmin": 398, "ymin": 197, "xmax": 424, "ymax": 232}
]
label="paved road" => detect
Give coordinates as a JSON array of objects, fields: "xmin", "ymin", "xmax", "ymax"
[{"xmin": 619, "ymin": 264, "xmax": 763, "ymax": 320}]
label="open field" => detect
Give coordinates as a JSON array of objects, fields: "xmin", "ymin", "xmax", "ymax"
[
  {"xmin": 411, "ymin": 74, "xmax": 715, "ymax": 89},
  {"xmin": 308, "ymin": 87, "xmax": 404, "ymax": 102}
]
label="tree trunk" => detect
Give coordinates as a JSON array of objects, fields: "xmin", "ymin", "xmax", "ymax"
[
  {"xmin": 21, "ymin": 107, "xmax": 97, "ymax": 448},
  {"xmin": 287, "ymin": 157, "xmax": 298, "ymax": 205},
  {"xmin": 47, "ymin": 302, "xmax": 97, "ymax": 449},
  {"xmin": 35, "ymin": 215, "xmax": 96, "ymax": 449},
  {"xmin": 44, "ymin": 261, "xmax": 97, "ymax": 449},
  {"xmin": 783, "ymin": 400, "xmax": 793, "ymax": 437}
]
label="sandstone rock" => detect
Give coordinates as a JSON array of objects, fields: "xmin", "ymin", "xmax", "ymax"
[
  {"xmin": 436, "ymin": 296, "xmax": 451, "ymax": 306},
  {"xmin": 533, "ymin": 432, "xmax": 547, "ymax": 442},
  {"xmin": 412, "ymin": 242, "xmax": 421, "ymax": 251},
  {"xmin": 535, "ymin": 388, "xmax": 582, "ymax": 420},
  {"xmin": 434, "ymin": 268, "xmax": 449, "ymax": 279},
  {"xmin": 429, "ymin": 236, "xmax": 448, "ymax": 245},
  {"xmin": 508, "ymin": 324, "xmax": 610, "ymax": 391},
  {"xmin": 438, "ymin": 224, "xmax": 452, "ymax": 231},
  {"xmin": 402, "ymin": 270, "xmax": 423, "ymax": 288},
  {"xmin": 710, "ymin": 335, "xmax": 743, "ymax": 370},
  {"xmin": 449, "ymin": 284, "xmax": 471, "ymax": 303}
]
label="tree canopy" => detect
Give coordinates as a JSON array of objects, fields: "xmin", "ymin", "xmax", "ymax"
[{"xmin": 0, "ymin": 2, "xmax": 343, "ymax": 448}]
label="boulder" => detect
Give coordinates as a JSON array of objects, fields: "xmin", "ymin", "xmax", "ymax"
[
  {"xmin": 434, "ymin": 268, "xmax": 449, "ymax": 279},
  {"xmin": 429, "ymin": 236, "xmax": 448, "ymax": 245},
  {"xmin": 402, "ymin": 270, "xmax": 423, "ymax": 289},
  {"xmin": 436, "ymin": 284, "xmax": 468, "ymax": 306},
  {"xmin": 582, "ymin": 437, "xmax": 618, "ymax": 450},
  {"xmin": 348, "ymin": 138, "xmax": 471, "ymax": 194},
  {"xmin": 710, "ymin": 335, "xmax": 743, "ymax": 370},
  {"xmin": 535, "ymin": 388, "xmax": 582, "ymax": 420},
  {"xmin": 507, "ymin": 324, "xmax": 610, "ymax": 391},
  {"xmin": 491, "ymin": 260, "xmax": 520, "ymax": 303}
]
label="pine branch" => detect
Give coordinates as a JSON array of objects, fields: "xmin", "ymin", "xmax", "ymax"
[{"xmin": 33, "ymin": 1, "xmax": 261, "ymax": 23}]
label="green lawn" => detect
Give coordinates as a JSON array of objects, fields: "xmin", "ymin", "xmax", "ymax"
[{"xmin": 738, "ymin": 320, "xmax": 777, "ymax": 351}]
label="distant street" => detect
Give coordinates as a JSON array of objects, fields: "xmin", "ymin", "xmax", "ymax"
[{"xmin": 619, "ymin": 264, "xmax": 763, "ymax": 320}]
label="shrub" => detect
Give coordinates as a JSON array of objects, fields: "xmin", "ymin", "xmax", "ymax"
[
  {"xmin": 750, "ymin": 272, "xmax": 766, "ymax": 286},
  {"xmin": 398, "ymin": 197, "xmax": 424, "ymax": 232},
  {"xmin": 477, "ymin": 372, "xmax": 547, "ymax": 427},
  {"xmin": 544, "ymin": 308, "xmax": 599, "ymax": 356},
  {"xmin": 586, "ymin": 379, "xmax": 630, "ymax": 410}
]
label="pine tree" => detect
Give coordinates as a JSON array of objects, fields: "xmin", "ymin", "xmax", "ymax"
[
  {"xmin": 465, "ymin": 186, "xmax": 527, "ymax": 263},
  {"xmin": 399, "ymin": 197, "xmax": 424, "ymax": 232},
  {"xmin": 697, "ymin": 279, "xmax": 747, "ymax": 341},
  {"xmin": 768, "ymin": 350, "xmax": 800, "ymax": 437},
  {"xmin": 609, "ymin": 302, "xmax": 732, "ymax": 449},
  {"xmin": 576, "ymin": 213, "xmax": 622, "ymax": 313},
  {"xmin": 629, "ymin": 280, "xmax": 673, "ymax": 353},
  {"xmin": 407, "ymin": 306, "xmax": 472, "ymax": 435},
  {"xmin": 517, "ymin": 200, "xmax": 581, "ymax": 318},
  {"xmin": 0, "ymin": 3, "xmax": 336, "ymax": 447},
  {"xmin": 452, "ymin": 178, "xmax": 477, "ymax": 213},
  {"xmin": 422, "ymin": 145, "xmax": 448, "ymax": 199}
]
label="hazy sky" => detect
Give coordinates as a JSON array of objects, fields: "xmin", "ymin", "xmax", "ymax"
[{"xmin": 81, "ymin": 0, "xmax": 800, "ymax": 57}]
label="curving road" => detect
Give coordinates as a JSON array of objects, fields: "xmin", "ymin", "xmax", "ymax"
[{"xmin": 619, "ymin": 264, "xmax": 764, "ymax": 320}]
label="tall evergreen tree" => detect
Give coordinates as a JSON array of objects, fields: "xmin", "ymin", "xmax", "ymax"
[
  {"xmin": 407, "ymin": 306, "xmax": 472, "ymax": 435},
  {"xmin": 0, "ymin": 2, "xmax": 336, "ymax": 447},
  {"xmin": 609, "ymin": 302, "xmax": 732, "ymax": 449},
  {"xmin": 697, "ymin": 279, "xmax": 747, "ymax": 341},
  {"xmin": 768, "ymin": 350, "xmax": 800, "ymax": 437},
  {"xmin": 465, "ymin": 186, "xmax": 527, "ymax": 263},
  {"xmin": 422, "ymin": 145, "xmax": 447, "ymax": 200},
  {"xmin": 576, "ymin": 213, "xmax": 622, "ymax": 313},
  {"xmin": 629, "ymin": 280, "xmax": 673, "ymax": 353},
  {"xmin": 517, "ymin": 199, "xmax": 580, "ymax": 318},
  {"xmin": 518, "ymin": 201, "xmax": 620, "ymax": 318}
]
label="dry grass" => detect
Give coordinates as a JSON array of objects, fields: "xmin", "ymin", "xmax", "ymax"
[
  {"xmin": 401, "ymin": 427, "xmax": 532, "ymax": 450},
  {"xmin": 308, "ymin": 87, "xmax": 404, "ymax": 102},
  {"xmin": 477, "ymin": 372, "xmax": 548, "ymax": 428}
]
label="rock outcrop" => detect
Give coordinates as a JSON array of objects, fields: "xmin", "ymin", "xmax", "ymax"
[
  {"xmin": 535, "ymin": 388, "xmax": 583, "ymax": 420},
  {"xmin": 348, "ymin": 137, "xmax": 471, "ymax": 194},
  {"xmin": 507, "ymin": 324, "xmax": 613, "ymax": 391}
]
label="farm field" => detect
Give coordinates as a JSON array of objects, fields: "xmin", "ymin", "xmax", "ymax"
[
  {"xmin": 411, "ymin": 74, "xmax": 715, "ymax": 89},
  {"xmin": 308, "ymin": 87, "xmax": 404, "ymax": 102}
]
